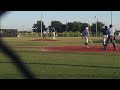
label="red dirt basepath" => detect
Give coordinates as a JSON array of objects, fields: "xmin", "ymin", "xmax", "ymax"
[{"xmin": 43, "ymin": 45, "xmax": 120, "ymax": 52}]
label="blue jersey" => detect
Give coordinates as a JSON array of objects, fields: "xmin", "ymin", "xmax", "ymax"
[{"xmin": 83, "ymin": 29, "xmax": 89, "ymax": 37}]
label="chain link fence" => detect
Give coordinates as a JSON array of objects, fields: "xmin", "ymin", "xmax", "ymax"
[{"xmin": 0, "ymin": 11, "xmax": 36, "ymax": 79}]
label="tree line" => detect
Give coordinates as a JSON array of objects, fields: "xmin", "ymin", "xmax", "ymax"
[{"xmin": 32, "ymin": 20, "xmax": 105, "ymax": 37}]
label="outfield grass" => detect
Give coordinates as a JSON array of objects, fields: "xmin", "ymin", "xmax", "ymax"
[
  {"xmin": 2, "ymin": 37, "xmax": 103, "ymax": 46},
  {"xmin": 0, "ymin": 37, "xmax": 120, "ymax": 79}
]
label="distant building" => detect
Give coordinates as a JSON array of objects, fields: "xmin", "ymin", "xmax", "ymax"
[{"xmin": 0, "ymin": 29, "xmax": 17, "ymax": 37}]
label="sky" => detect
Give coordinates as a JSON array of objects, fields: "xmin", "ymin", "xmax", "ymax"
[{"xmin": 0, "ymin": 11, "xmax": 120, "ymax": 31}]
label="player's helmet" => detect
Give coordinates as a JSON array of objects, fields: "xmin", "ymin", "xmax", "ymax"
[
  {"xmin": 109, "ymin": 24, "xmax": 113, "ymax": 28},
  {"xmin": 85, "ymin": 27, "xmax": 88, "ymax": 30},
  {"xmin": 105, "ymin": 26, "xmax": 108, "ymax": 30}
]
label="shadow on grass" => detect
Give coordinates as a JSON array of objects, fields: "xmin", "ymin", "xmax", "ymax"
[{"xmin": 0, "ymin": 62, "xmax": 120, "ymax": 69}]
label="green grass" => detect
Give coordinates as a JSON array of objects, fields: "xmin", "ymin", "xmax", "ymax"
[
  {"xmin": 0, "ymin": 37, "xmax": 120, "ymax": 79},
  {"xmin": 2, "ymin": 37, "xmax": 103, "ymax": 46}
]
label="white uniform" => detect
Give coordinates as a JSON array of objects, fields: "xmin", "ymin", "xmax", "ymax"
[
  {"xmin": 53, "ymin": 32, "xmax": 56, "ymax": 39},
  {"xmin": 43, "ymin": 31, "xmax": 47, "ymax": 34},
  {"xmin": 107, "ymin": 27, "xmax": 116, "ymax": 36},
  {"xmin": 43, "ymin": 31, "xmax": 47, "ymax": 39},
  {"xmin": 83, "ymin": 29, "xmax": 89, "ymax": 44}
]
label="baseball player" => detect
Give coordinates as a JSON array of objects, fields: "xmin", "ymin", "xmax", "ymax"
[
  {"xmin": 43, "ymin": 30, "xmax": 47, "ymax": 39},
  {"xmin": 52, "ymin": 27, "xmax": 56, "ymax": 39},
  {"xmin": 82, "ymin": 27, "xmax": 90, "ymax": 48},
  {"xmin": 102, "ymin": 26, "xmax": 108, "ymax": 48}
]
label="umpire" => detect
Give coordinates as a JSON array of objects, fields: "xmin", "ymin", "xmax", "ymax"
[{"xmin": 104, "ymin": 24, "xmax": 117, "ymax": 50}]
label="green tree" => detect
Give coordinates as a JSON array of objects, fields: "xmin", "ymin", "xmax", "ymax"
[
  {"xmin": 91, "ymin": 23, "xmax": 96, "ymax": 36},
  {"xmin": 32, "ymin": 20, "xmax": 46, "ymax": 32},
  {"xmin": 51, "ymin": 21, "xmax": 63, "ymax": 32},
  {"xmin": 67, "ymin": 21, "xmax": 82, "ymax": 32},
  {"xmin": 81, "ymin": 23, "xmax": 89, "ymax": 33},
  {"xmin": 91, "ymin": 22, "xmax": 105, "ymax": 37},
  {"xmin": 61, "ymin": 24, "xmax": 66, "ymax": 32},
  {"xmin": 67, "ymin": 22, "xmax": 73, "ymax": 32},
  {"xmin": 32, "ymin": 24, "xmax": 38, "ymax": 32},
  {"xmin": 72, "ymin": 21, "xmax": 82, "ymax": 32}
]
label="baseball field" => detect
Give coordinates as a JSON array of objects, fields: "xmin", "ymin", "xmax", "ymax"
[{"xmin": 0, "ymin": 37, "xmax": 120, "ymax": 79}]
